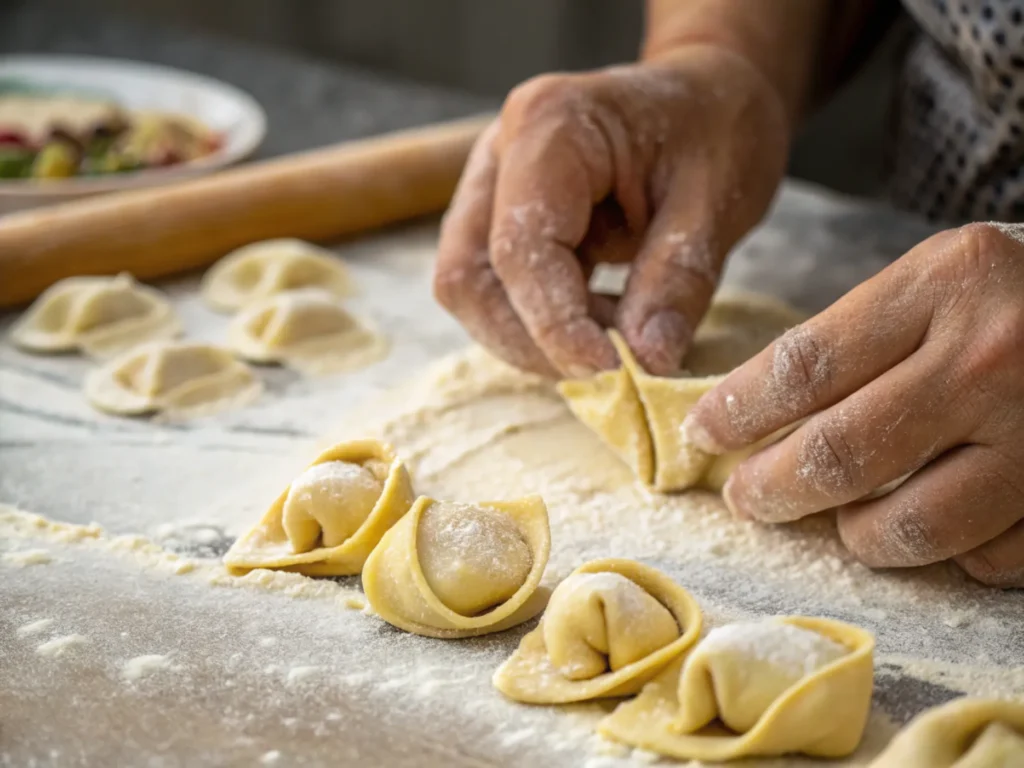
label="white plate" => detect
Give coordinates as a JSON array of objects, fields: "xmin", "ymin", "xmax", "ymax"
[{"xmin": 0, "ymin": 54, "xmax": 267, "ymax": 213}]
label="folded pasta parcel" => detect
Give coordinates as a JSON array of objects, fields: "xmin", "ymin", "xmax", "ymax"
[
  {"xmin": 493, "ymin": 559, "xmax": 702, "ymax": 704},
  {"xmin": 362, "ymin": 496, "xmax": 551, "ymax": 638},
  {"xmin": 224, "ymin": 440, "xmax": 414, "ymax": 576},
  {"xmin": 868, "ymin": 697, "xmax": 1024, "ymax": 767},
  {"xmin": 10, "ymin": 273, "xmax": 180, "ymax": 358},
  {"xmin": 559, "ymin": 293, "xmax": 805, "ymax": 493},
  {"xmin": 227, "ymin": 289, "xmax": 388, "ymax": 375},
  {"xmin": 201, "ymin": 239, "xmax": 354, "ymax": 313},
  {"xmin": 599, "ymin": 616, "xmax": 875, "ymax": 762},
  {"xmin": 85, "ymin": 341, "xmax": 261, "ymax": 417}
]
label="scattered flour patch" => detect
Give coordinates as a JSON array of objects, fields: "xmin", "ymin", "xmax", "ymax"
[
  {"xmin": 3, "ymin": 548, "xmax": 53, "ymax": 566},
  {"xmin": 259, "ymin": 749, "xmax": 282, "ymax": 765},
  {"xmin": 499, "ymin": 728, "xmax": 536, "ymax": 748},
  {"xmin": 122, "ymin": 654, "xmax": 178, "ymax": 681},
  {"xmin": 258, "ymin": 636, "xmax": 278, "ymax": 648},
  {"xmin": 36, "ymin": 634, "xmax": 88, "ymax": 657},
  {"xmin": 286, "ymin": 665, "xmax": 323, "ymax": 684},
  {"xmin": 17, "ymin": 618, "xmax": 54, "ymax": 637}
]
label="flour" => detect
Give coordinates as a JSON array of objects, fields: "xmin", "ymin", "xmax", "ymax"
[
  {"xmin": 17, "ymin": 618, "xmax": 54, "ymax": 637},
  {"xmin": 2, "ymin": 548, "xmax": 53, "ymax": 566},
  {"xmin": 697, "ymin": 620, "xmax": 848, "ymax": 678},
  {"xmin": 2, "ymin": 213, "xmax": 1023, "ymax": 766},
  {"xmin": 36, "ymin": 634, "xmax": 89, "ymax": 657},
  {"xmin": 286, "ymin": 665, "xmax": 323, "ymax": 684},
  {"xmin": 122, "ymin": 654, "xmax": 178, "ymax": 681}
]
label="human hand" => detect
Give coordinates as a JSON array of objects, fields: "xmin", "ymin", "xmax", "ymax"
[
  {"xmin": 683, "ymin": 223, "xmax": 1024, "ymax": 587},
  {"xmin": 434, "ymin": 45, "xmax": 788, "ymax": 378}
]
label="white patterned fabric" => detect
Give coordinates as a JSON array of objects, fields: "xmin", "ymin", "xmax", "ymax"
[{"xmin": 890, "ymin": 0, "xmax": 1024, "ymax": 222}]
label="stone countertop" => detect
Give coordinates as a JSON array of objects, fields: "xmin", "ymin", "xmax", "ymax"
[{"xmin": 1, "ymin": 1, "xmax": 494, "ymax": 158}]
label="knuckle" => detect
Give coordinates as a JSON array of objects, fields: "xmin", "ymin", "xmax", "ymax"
[
  {"xmin": 957, "ymin": 306, "xmax": 1024, "ymax": 385},
  {"xmin": 770, "ymin": 326, "xmax": 834, "ymax": 405},
  {"xmin": 928, "ymin": 223, "xmax": 1014, "ymax": 307},
  {"xmin": 883, "ymin": 506, "xmax": 944, "ymax": 566},
  {"xmin": 798, "ymin": 419, "xmax": 860, "ymax": 493},
  {"xmin": 504, "ymin": 74, "xmax": 580, "ymax": 124}
]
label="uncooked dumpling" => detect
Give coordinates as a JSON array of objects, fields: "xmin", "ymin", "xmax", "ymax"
[
  {"xmin": 200, "ymin": 239, "xmax": 354, "ymax": 313},
  {"xmin": 599, "ymin": 616, "xmax": 874, "ymax": 762},
  {"xmin": 362, "ymin": 496, "xmax": 551, "ymax": 638},
  {"xmin": 869, "ymin": 697, "xmax": 1024, "ymax": 767},
  {"xmin": 10, "ymin": 273, "xmax": 180, "ymax": 357},
  {"xmin": 493, "ymin": 559, "xmax": 702, "ymax": 704},
  {"xmin": 84, "ymin": 341, "xmax": 262, "ymax": 418},
  {"xmin": 226, "ymin": 289, "xmax": 388, "ymax": 375},
  {"xmin": 224, "ymin": 440, "xmax": 414, "ymax": 577},
  {"xmin": 558, "ymin": 366, "xmax": 654, "ymax": 486},
  {"xmin": 560, "ymin": 292, "xmax": 805, "ymax": 493}
]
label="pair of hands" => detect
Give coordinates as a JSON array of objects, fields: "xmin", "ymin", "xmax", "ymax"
[{"xmin": 434, "ymin": 47, "xmax": 1024, "ymax": 587}]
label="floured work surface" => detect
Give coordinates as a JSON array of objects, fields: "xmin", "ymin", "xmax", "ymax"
[{"xmin": 2, "ymin": 183, "xmax": 1022, "ymax": 768}]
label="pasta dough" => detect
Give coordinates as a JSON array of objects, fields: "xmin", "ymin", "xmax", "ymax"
[
  {"xmin": 869, "ymin": 697, "xmax": 1024, "ymax": 767},
  {"xmin": 84, "ymin": 341, "xmax": 262, "ymax": 418},
  {"xmin": 226, "ymin": 289, "xmax": 388, "ymax": 375},
  {"xmin": 362, "ymin": 496, "xmax": 550, "ymax": 639},
  {"xmin": 9, "ymin": 273, "xmax": 180, "ymax": 358},
  {"xmin": 200, "ymin": 239, "xmax": 355, "ymax": 313},
  {"xmin": 599, "ymin": 616, "xmax": 875, "ymax": 762},
  {"xmin": 560, "ymin": 292, "xmax": 803, "ymax": 493},
  {"xmin": 223, "ymin": 440, "xmax": 414, "ymax": 577},
  {"xmin": 493, "ymin": 559, "xmax": 702, "ymax": 704}
]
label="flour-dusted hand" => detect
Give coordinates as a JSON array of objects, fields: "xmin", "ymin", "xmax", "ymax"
[
  {"xmin": 684, "ymin": 223, "xmax": 1024, "ymax": 586},
  {"xmin": 434, "ymin": 47, "xmax": 789, "ymax": 377}
]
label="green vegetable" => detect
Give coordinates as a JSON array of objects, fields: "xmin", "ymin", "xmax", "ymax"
[{"xmin": 0, "ymin": 148, "xmax": 35, "ymax": 179}]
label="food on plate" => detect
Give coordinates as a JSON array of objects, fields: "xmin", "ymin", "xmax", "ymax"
[{"xmin": 0, "ymin": 90, "xmax": 222, "ymax": 181}]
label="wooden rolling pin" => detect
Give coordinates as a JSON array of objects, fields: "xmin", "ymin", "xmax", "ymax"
[{"xmin": 0, "ymin": 114, "xmax": 493, "ymax": 307}]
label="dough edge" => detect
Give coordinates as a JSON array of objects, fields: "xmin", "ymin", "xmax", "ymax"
[
  {"xmin": 362, "ymin": 495, "xmax": 551, "ymax": 639},
  {"xmin": 492, "ymin": 558, "xmax": 704, "ymax": 704}
]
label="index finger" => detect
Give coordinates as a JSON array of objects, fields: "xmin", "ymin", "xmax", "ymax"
[
  {"xmin": 681, "ymin": 235, "xmax": 950, "ymax": 453},
  {"xmin": 487, "ymin": 93, "xmax": 618, "ymax": 377}
]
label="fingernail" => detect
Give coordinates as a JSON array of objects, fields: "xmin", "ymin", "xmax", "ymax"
[
  {"xmin": 681, "ymin": 412, "xmax": 723, "ymax": 454},
  {"xmin": 638, "ymin": 310, "xmax": 690, "ymax": 374},
  {"xmin": 722, "ymin": 475, "xmax": 753, "ymax": 521}
]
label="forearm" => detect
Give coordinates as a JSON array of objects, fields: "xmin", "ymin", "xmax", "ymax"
[{"xmin": 642, "ymin": 0, "xmax": 832, "ymax": 130}]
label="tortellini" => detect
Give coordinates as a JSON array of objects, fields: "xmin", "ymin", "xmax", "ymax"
[
  {"xmin": 560, "ymin": 292, "xmax": 804, "ymax": 493},
  {"xmin": 10, "ymin": 273, "xmax": 180, "ymax": 358},
  {"xmin": 223, "ymin": 440, "xmax": 414, "ymax": 576},
  {"xmin": 226, "ymin": 289, "xmax": 388, "ymax": 375},
  {"xmin": 84, "ymin": 341, "xmax": 262, "ymax": 418},
  {"xmin": 869, "ymin": 697, "xmax": 1024, "ymax": 767},
  {"xmin": 200, "ymin": 239, "xmax": 355, "ymax": 313},
  {"xmin": 493, "ymin": 559, "xmax": 702, "ymax": 703},
  {"xmin": 561, "ymin": 331, "xmax": 789, "ymax": 492},
  {"xmin": 362, "ymin": 496, "xmax": 551, "ymax": 638},
  {"xmin": 599, "ymin": 616, "xmax": 875, "ymax": 762}
]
